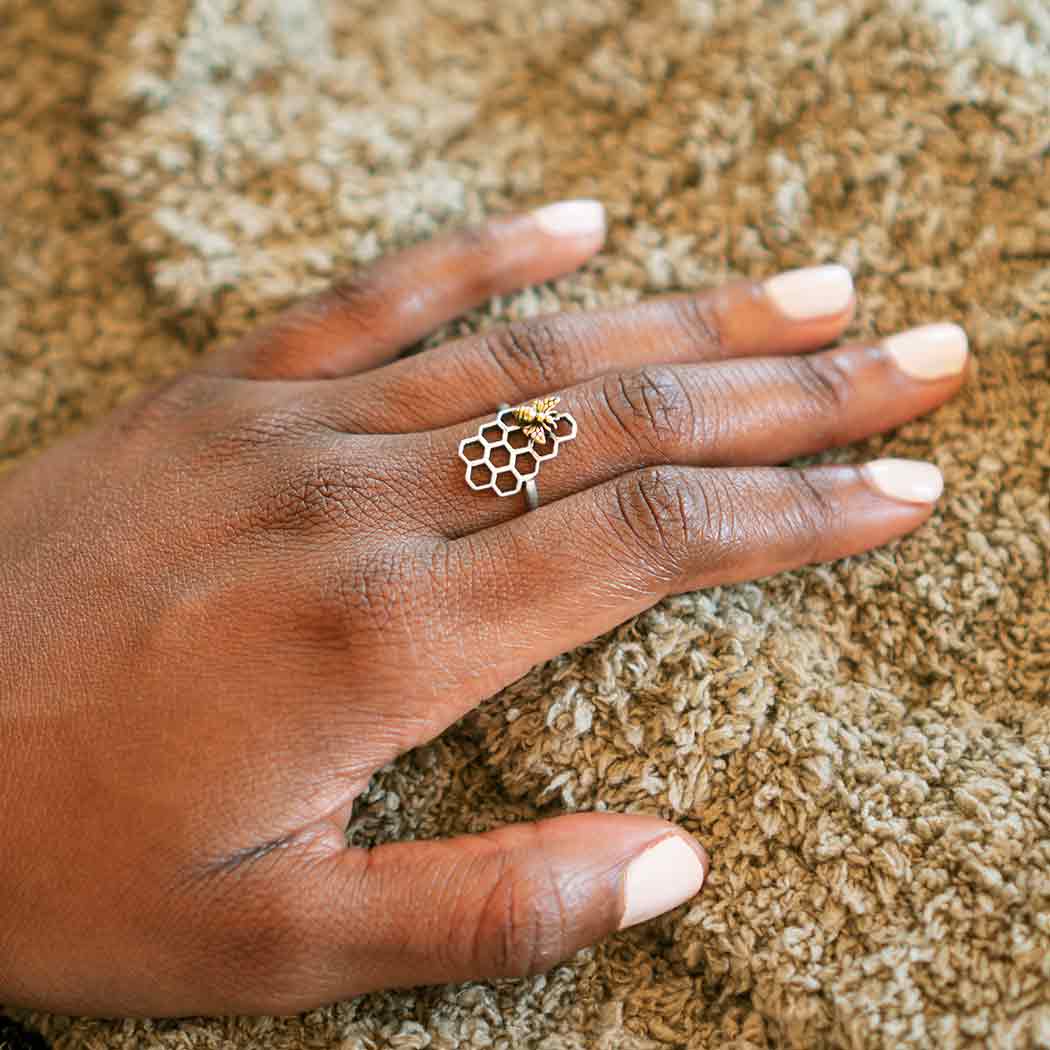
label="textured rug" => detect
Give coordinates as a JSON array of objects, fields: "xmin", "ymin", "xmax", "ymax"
[{"xmin": 3, "ymin": 0, "xmax": 1049, "ymax": 1047}]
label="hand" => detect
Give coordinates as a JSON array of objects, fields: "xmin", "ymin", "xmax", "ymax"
[{"xmin": 0, "ymin": 200, "xmax": 968, "ymax": 1017}]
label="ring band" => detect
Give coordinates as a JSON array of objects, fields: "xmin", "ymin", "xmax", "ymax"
[{"xmin": 458, "ymin": 398, "xmax": 578, "ymax": 510}]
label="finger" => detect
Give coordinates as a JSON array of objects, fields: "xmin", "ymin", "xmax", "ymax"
[
  {"xmin": 414, "ymin": 322, "xmax": 968, "ymax": 535},
  {"xmin": 444, "ymin": 461, "xmax": 944, "ymax": 695},
  {"xmin": 251, "ymin": 814, "xmax": 706, "ymax": 1011},
  {"xmin": 201, "ymin": 199, "xmax": 608, "ymax": 381},
  {"xmin": 307, "ymin": 263, "xmax": 857, "ymax": 431}
]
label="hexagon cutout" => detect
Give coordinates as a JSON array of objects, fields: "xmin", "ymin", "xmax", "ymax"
[
  {"xmin": 531, "ymin": 436, "xmax": 560, "ymax": 462},
  {"xmin": 494, "ymin": 470, "xmax": 522, "ymax": 495},
  {"xmin": 466, "ymin": 461, "xmax": 491, "ymax": 491},
  {"xmin": 552, "ymin": 415, "xmax": 577, "ymax": 441},
  {"xmin": 459, "ymin": 438, "xmax": 486, "ymax": 462},
  {"xmin": 488, "ymin": 444, "xmax": 512, "ymax": 469},
  {"xmin": 512, "ymin": 449, "xmax": 539, "ymax": 478}
]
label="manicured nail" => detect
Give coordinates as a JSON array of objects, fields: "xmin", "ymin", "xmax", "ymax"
[
  {"xmin": 763, "ymin": 264, "xmax": 854, "ymax": 320},
  {"xmin": 619, "ymin": 834, "xmax": 706, "ymax": 930},
  {"xmin": 884, "ymin": 323, "xmax": 969, "ymax": 380},
  {"xmin": 531, "ymin": 199, "xmax": 606, "ymax": 238},
  {"xmin": 862, "ymin": 458, "xmax": 944, "ymax": 503}
]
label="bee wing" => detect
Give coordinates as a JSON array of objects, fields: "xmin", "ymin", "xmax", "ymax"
[
  {"xmin": 523, "ymin": 424, "xmax": 547, "ymax": 446},
  {"xmin": 535, "ymin": 396, "xmax": 560, "ymax": 414}
]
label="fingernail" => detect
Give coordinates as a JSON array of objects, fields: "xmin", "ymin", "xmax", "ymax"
[
  {"xmin": 763, "ymin": 264, "xmax": 854, "ymax": 320},
  {"xmin": 883, "ymin": 323, "xmax": 969, "ymax": 380},
  {"xmin": 619, "ymin": 834, "xmax": 706, "ymax": 930},
  {"xmin": 531, "ymin": 199, "xmax": 606, "ymax": 238},
  {"xmin": 862, "ymin": 458, "xmax": 944, "ymax": 503}
]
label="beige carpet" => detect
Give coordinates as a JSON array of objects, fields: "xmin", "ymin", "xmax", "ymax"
[{"xmin": 3, "ymin": 0, "xmax": 1050, "ymax": 1046}]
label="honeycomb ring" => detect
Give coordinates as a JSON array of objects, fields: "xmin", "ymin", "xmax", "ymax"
[{"xmin": 457, "ymin": 399, "xmax": 578, "ymax": 510}]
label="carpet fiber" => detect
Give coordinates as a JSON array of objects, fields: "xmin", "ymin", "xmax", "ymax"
[{"xmin": 2, "ymin": 1, "xmax": 1049, "ymax": 1047}]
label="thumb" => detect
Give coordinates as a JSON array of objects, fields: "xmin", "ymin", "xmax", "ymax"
[{"xmin": 278, "ymin": 813, "xmax": 707, "ymax": 1010}]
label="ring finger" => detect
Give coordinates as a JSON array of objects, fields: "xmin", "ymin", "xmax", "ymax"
[{"xmin": 407, "ymin": 322, "xmax": 969, "ymax": 535}]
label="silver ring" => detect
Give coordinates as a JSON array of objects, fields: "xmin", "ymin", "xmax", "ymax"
[{"xmin": 458, "ymin": 398, "xmax": 578, "ymax": 511}]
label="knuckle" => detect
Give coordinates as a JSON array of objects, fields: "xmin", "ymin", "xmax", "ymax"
[
  {"xmin": 478, "ymin": 316, "xmax": 564, "ymax": 387},
  {"xmin": 264, "ymin": 456, "xmax": 364, "ymax": 534},
  {"xmin": 463, "ymin": 836, "xmax": 571, "ymax": 978},
  {"xmin": 228, "ymin": 895, "xmax": 312, "ymax": 1001},
  {"xmin": 329, "ymin": 546, "xmax": 414, "ymax": 639},
  {"xmin": 114, "ymin": 372, "xmax": 221, "ymax": 437},
  {"xmin": 324, "ymin": 267, "xmax": 399, "ymax": 341},
  {"xmin": 208, "ymin": 403, "xmax": 320, "ymax": 462},
  {"xmin": 610, "ymin": 466, "xmax": 698, "ymax": 574},
  {"xmin": 316, "ymin": 540, "xmax": 449, "ymax": 654},
  {"xmin": 246, "ymin": 454, "xmax": 369, "ymax": 546},
  {"xmin": 600, "ymin": 366, "xmax": 695, "ymax": 453},
  {"xmin": 262, "ymin": 447, "xmax": 423, "ymax": 539},
  {"xmin": 669, "ymin": 292, "xmax": 728, "ymax": 354},
  {"xmin": 453, "ymin": 223, "xmax": 507, "ymax": 300},
  {"xmin": 785, "ymin": 469, "xmax": 840, "ymax": 558},
  {"xmin": 789, "ymin": 354, "xmax": 853, "ymax": 416},
  {"xmin": 115, "ymin": 376, "xmax": 316, "ymax": 468},
  {"xmin": 168, "ymin": 873, "xmax": 317, "ymax": 1015}
]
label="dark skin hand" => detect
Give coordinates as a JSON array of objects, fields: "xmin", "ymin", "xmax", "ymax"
[{"xmin": 0, "ymin": 200, "xmax": 969, "ymax": 1017}]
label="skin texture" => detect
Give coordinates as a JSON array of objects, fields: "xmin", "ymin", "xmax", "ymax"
[{"xmin": 0, "ymin": 208, "xmax": 968, "ymax": 1017}]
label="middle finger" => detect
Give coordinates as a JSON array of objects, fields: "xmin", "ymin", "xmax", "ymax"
[
  {"xmin": 408, "ymin": 322, "xmax": 969, "ymax": 536},
  {"xmin": 301, "ymin": 265, "xmax": 858, "ymax": 433}
]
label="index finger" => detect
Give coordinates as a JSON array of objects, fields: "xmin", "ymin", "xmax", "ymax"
[{"xmin": 200, "ymin": 199, "xmax": 608, "ymax": 380}]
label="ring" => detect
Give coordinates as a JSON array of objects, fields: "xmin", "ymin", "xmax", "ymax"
[{"xmin": 458, "ymin": 398, "xmax": 578, "ymax": 509}]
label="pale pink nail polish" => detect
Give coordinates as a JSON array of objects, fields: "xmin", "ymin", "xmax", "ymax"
[
  {"xmin": 763, "ymin": 265, "xmax": 854, "ymax": 320},
  {"xmin": 862, "ymin": 458, "xmax": 944, "ymax": 503},
  {"xmin": 619, "ymin": 835, "xmax": 706, "ymax": 930},
  {"xmin": 884, "ymin": 323, "xmax": 969, "ymax": 380},
  {"xmin": 531, "ymin": 199, "xmax": 606, "ymax": 238}
]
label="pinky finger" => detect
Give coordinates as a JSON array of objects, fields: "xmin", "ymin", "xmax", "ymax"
[{"xmin": 457, "ymin": 459, "xmax": 943, "ymax": 688}]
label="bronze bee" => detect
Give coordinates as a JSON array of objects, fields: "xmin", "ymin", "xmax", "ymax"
[{"xmin": 513, "ymin": 396, "xmax": 562, "ymax": 447}]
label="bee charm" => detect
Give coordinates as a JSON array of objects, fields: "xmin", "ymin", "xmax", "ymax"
[
  {"xmin": 514, "ymin": 396, "xmax": 563, "ymax": 447},
  {"xmin": 458, "ymin": 398, "xmax": 578, "ymax": 499}
]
